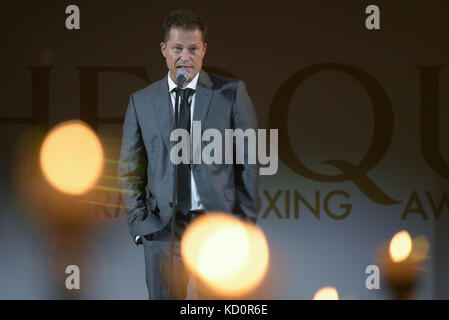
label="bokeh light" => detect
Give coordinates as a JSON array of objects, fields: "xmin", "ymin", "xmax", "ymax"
[
  {"xmin": 389, "ymin": 230, "xmax": 412, "ymax": 263},
  {"xmin": 313, "ymin": 287, "xmax": 339, "ymax": 300},
  {"xmin": 181, "ymin": 212, "xmax": 269, "ymax": 297},
  {"xmin": 411, "ymin": 235, "xmax": 430, "ymax": 263},
  {"xmin": 40, "ymin": 120, "xmax": 103, "ymax": 195}
]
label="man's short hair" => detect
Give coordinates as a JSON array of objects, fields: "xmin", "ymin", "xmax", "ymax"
[{"xmin": 163, "ymin": 9, "xmax": 208, "ymax": 42}]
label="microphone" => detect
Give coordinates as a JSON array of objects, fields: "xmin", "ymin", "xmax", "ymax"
[{"xmin": 176, "ymin": 69, "xmax": 189, "ymax": 89}]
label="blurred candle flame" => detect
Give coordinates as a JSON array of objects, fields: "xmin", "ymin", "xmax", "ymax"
[
  {"xmin": 389, "ymin": 230, "xmax": 412, "ymax": 263},
  {"xmin": 40, "ymin": 120, "xmax": 103, "ymax": 195},
  {"xmin": 181, "ymin": 212, "xmax": 269, "ymax": 297},
  {"xmin": 313, "ymin": 287, "xmax": 339, "ymax": 300}
]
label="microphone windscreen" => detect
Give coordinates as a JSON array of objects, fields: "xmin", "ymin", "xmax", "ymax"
[{"xmin": 176, "ymin": 69, "xmax": 189, "ymax": 84}]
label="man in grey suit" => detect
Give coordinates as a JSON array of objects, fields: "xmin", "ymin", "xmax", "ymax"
[{"xmin": 117, "ymin": 9, "xmax": 258, "ymax": 299}]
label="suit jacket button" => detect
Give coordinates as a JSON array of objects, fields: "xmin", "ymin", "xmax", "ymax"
[{"xmin": 169, "ymin": 202, "xmax": 173, "ymax": 207}]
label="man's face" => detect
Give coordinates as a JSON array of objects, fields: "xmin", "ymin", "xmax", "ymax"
[{"xmin": 161, "ymin": 28, "xmax": 207, "ymax": 86}]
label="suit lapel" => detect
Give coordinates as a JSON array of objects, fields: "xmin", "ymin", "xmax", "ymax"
[
  {"xmin": 193, "ymin": 70, "xmax": 213, "ymax": 124},
  {"xmin": 153, "ymin": 75, "xmax": 174, "ymax": 152}
]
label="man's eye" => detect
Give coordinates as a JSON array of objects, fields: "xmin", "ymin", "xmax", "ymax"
[{"xmin": 174, "ymin": 47, "xmax": 181, "ymax": 51}]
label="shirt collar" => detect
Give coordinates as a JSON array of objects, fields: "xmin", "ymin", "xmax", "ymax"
[{"xmin": 168, "ymin": 71, "xmax": 200, "ymax": 92}]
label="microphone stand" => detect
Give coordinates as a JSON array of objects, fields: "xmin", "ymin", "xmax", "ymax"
[{"xmin": 167, "ymin": 85, "xmax": 182, "ymax": 300}]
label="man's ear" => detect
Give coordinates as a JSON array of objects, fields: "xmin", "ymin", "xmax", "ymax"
[
  {"xmin": 160, "ymin": 42, "xmax": 166, "ymax": 58},
  {"xmin": 202, "ymin": 43, "xmax": 207, "ymax": 57}
]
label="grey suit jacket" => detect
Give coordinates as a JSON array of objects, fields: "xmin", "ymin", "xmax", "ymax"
[{"xmin": 117, "ymin": 70, "xmax": 259, "ymax": 243}]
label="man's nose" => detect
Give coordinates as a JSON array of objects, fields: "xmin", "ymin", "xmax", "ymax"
[{"xmin": 180, "ymin": 48, "xmax": 190, "ymax": 61}]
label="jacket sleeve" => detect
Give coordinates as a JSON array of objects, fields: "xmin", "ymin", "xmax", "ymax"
[
  {"xmin": 117, "ymin": 95, "xmax": 149, "ymax": 242},
  {"xmin": 232, "ymin": 81, "xmax": 259, "ymax": 223}
]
